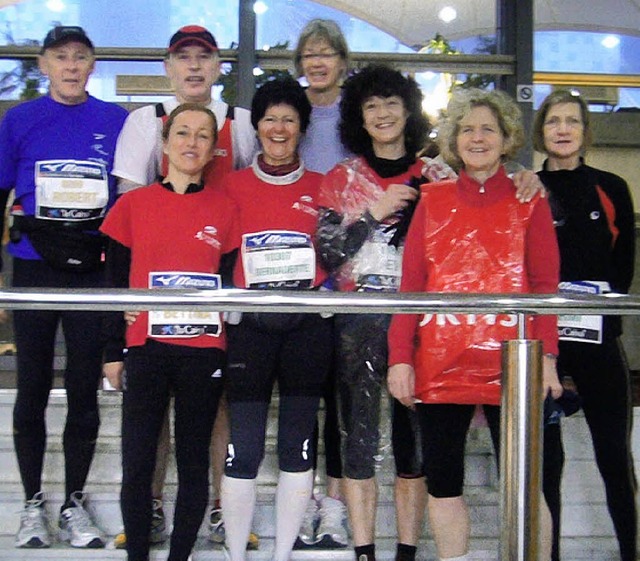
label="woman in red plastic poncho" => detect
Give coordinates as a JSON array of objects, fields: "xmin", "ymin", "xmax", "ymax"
[{"xmin": 387, "ymin": 88, "xmax": 563, "ymax": 561}]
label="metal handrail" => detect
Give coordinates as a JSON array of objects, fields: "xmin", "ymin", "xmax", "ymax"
[
  {"xmin": 0, "ymin": 287, "xmax": 635, "ymax": 314},
  {"xmin": 0, "ymin": 286, "xmax": 630, "ymax": 561},
  {"xmin": 0, "ymin": 46, "xmax": 515, "ymax": 75}
]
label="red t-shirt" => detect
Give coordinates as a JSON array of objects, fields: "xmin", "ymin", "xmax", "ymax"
[
  {"xmin": 100, "ymin": 182, "xmax": 239, "ymax": 349},
  {"xmin": 223, "ymin": 166, "xmax": 327, "ymax": 289}
]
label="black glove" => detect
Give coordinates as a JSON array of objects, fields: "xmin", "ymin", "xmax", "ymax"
[{"xmin": 384, "ymin": 176, "xmax": 423, "ymax": 248}]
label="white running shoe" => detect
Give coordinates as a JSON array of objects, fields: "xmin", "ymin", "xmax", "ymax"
[
  {"xmin": 293, "ymin": 497, "xmax": 320, "ymax": 549},
  {"xmin": 316, "ymin": 496, "xmax": 349, "ymax": 548},
  {"xmin": 58, "ymin": 491, "xmax": 105, "ymax": 548},
  {"xmin": 15, "ymin": 492, "xmax": 52, "ymax": 548}
]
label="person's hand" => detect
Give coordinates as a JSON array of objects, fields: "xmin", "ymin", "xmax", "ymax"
[
  {"xmin": 103, "ymin": 361, "xmax": 124, "ymax": 390},
  {"xmin": 512, "ymin": 169, "xmax": 546, "ymax": 202},
  {"xmin": 421, "ymin": 155, "xmax": 458, "ymax": 183},
  {"xmin": 124, "ymin": 310, "xmax": 140, "ymax": 326},
  {"xmin": 542, "ymin": 355, "xmax": 563, "ymax": 400},
  {"xmin": 369, "ymin": 184, "xmax": 418, "ymax": 222},
  {"xmin": 387, "ymin": 363, "xmax": 416, "ymax": 408},
  {"xmin": 0, "ymin": 276, "xmax": 9, "ymax": 323}
]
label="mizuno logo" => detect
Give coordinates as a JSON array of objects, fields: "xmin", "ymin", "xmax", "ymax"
[
  {"xmin": 152, "ymin": 274, "xmax": 220, "ymax": 288},
  {"xmin": 247, "ymin": 232, "xmax": 308, "ymax": 247},
  {"xmin": 41, "ymin": 162, "xmax": 102, "ymax": 176}
]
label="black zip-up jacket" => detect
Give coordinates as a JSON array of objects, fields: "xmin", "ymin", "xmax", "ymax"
[{"xmin": 538, "ymin": 159, "xmax": 636, "ymax": 338}]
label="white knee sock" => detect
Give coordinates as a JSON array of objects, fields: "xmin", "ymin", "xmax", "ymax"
[
  {"xmin": 440, "ymin": 555, "xmax": 470, "ymax": 561},
  {"xmin": 273, "ymin": 469, "xmax": 313, "ymax": 561},
  {"xmin": 221, "ymin": 475, "xmax": 256, "ymax": 561}
]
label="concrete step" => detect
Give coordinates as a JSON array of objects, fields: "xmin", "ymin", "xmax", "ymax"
[
  {"xmin": 0, "ymin": 390, "xmax": 633, "ymax": 560},
  {"xmin": 0, "ymin": 536, "xmax": 622, "ymax": 560}
]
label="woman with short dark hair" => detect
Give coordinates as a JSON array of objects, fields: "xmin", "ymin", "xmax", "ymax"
[{"xmin": 220, "ymin": 77, "xmax": 332, "ymax": 561}]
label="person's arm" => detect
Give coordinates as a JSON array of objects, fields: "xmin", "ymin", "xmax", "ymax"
[
  {"xmin": 101, "ymin": 238, "xmax": 130, "ymax": 389},
  {"xmin": 526, "ymin": 196, "xmax": 563, "ymax": 400},
  {"xmin": 316, "ymin": 206, "xmax": 379, "ymax": 272},
  {"xmin": 507, "ymin": 163, "xmax": 547, "ymax": 203},
  {"xmin": 232, "ymin": 107, "xmax": 260, "ymax": 170},
  {"xmin": 0, "ymin": 110, "xmax": 18, "ymax": 322},
  {"xmin": 0, "ymin": 188, "xmax": 11, "ymax": 273},
  {"xmin": 526, "ymin": 196, "xmax": 560, "ymax": 356},
  {"xmin": 387, "ymin": 198, "xmax": 428, "ymax": 407},
  {"xmin": 117, "ymin": 178, "xmax": 144, "ymax": 196},
  {"xmin": 603, "ymin": 174, "xmax": 636, "ymax": 294},
  {"xmin": 112, "ymin": 107, "xmax": 159, "ymax": 192},
  {"xmin": 316, "ymin": 169, "xmax": 418, "ymax": 272},
  {"xmin": 388, "ymin": 197, "xmax": 428, "ymax": 366}
]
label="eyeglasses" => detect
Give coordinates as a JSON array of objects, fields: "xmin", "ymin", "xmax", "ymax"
[{"xmin": 300, "ymin": 52, "xmax": 340, "ymax": 62}]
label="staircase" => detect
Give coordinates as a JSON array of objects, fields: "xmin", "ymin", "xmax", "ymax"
[{"xmin": 0, "ymin": 389, "xmax": 629, "ymax": 560}]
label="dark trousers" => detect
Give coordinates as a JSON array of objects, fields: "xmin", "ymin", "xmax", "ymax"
[
  {"xmin": 12, "ymin": 257, "xmax": 104, "ymax": 503},
  {"xmin": 121, "ymin": 341, "xmax": 224, "ymax": 561},
  {"xmin": 543, "ymin": 423, "xmax": 564, "ymax": 561},
  {"xmin": 224, "ymin": 314, "xmax": 331, "ymax": 479},
  {"xmin": 557, "ymin": 337, "xmax": 637, "ymax": 561},
  {"xmin": 312, "ymin": 326, "xmax": 343, "ymax": 479}
]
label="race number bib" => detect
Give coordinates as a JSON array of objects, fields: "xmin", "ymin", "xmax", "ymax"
[
  {"xmin": 148, "ymin": 272, "xmax": 222, "ymax": 338},
  {"xmin": 558, "ymin": 281, "xmax": 610, "ymax": 344},
  {"xmin": 353, "ymin": 228, "xmax": 403, "ymax": 292},
  {"xmin": 35, "ymin": 160, "xmax": 109, "ymax": 221},
  {"xmin": 241, "ymin": 230, "xmax": 315, "ymax": 289}
]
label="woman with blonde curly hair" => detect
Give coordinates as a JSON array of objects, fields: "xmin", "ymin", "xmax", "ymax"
[{"xmin": 387, "ymin": 88, "xmax": 562, "ymax": 561}]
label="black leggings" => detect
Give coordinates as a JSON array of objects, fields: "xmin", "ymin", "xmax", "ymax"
[
  {"xmin": 416, "ymin": 401, "xmax": 563, "ymax": 560},
  {"xmin": 12, "ymin": 258, "xmax": 105, "ymax": 503},
  {"xmin": 224, "ymin": 314, "xmax": 331, "ymax": 479},
  {"xmin": 556, "ymin": 337, "xmax": 637, "ymax": 561},
  {"xmin": 121, "ymin": 341, "xmax": 224, "ymax": 561},
  {"xmin": 311, "ymin": 342, "xmax": 343, "ymax": 479}
]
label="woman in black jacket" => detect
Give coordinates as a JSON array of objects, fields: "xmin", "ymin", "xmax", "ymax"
[{"xmin": 534, "ymin": 89, "xmax": 637, "ymax": 561}]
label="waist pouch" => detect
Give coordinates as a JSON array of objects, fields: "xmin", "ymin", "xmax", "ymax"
[{"xmin": 12, "ymin": 215, "xmax": 105, "ymax": 272}]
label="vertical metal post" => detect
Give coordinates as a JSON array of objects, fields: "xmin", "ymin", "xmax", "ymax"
[
  {"xmin": 500, "ymin": 339, "xmax": 544, "ymax": 561},
  {"xmin": 496, "ymin": 0, "xmax": 535, "ymax": 167},
  {"xmin": 237, "ymin": 0, "xmax": 256, "ymax": 109}
]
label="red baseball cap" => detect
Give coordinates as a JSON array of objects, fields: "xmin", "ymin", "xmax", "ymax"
[{"xmin": 168, "ymin": 25, "xmax": 218, "ymax": 53}]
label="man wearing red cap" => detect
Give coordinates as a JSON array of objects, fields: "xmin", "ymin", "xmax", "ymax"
[
  {"xmin": 112, "ymin": 25, "xmax": 256, "ymax": 193},
  {"xmin": 110, "ymin": 24, "xmax": 257, "ymax": 552}
]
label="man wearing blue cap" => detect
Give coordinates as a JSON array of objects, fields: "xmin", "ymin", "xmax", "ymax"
[{"xmin": 0, "ymin": 25, "xmax": 127, "ymax": 549}]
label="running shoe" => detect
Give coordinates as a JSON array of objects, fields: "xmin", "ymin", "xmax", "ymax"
[
  {"xmin": 208, "ymin": 506, "xmax": 260, "ymax": 550},
  {"xmin": 316, "ymin": 496, "xmax": 348, "ymax": 548},
  {"xmin": 113, "ymin": 497, "xmax": 168, "ymax": 548},
  {"xmin": 15, "ymin": 492, "xmax": 52, "ymax": 548},
  {"xmin": 293, "ymin": 498, "xmax": 319, "ymax": 549},
  {"xmin": 58, "ymin": 491, "xmax": 105, "ymax": 548}
]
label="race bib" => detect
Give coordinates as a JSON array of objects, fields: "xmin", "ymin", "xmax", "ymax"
[
  {"xmin": 241, "ymin": 230, "xmax": 315, "ymax": 289},
  {"xmin": 148, "ymin": 272, "xmax": 222, "ymax": 338},
  {"xmin": 353, "ymin": 228, "xmax": 403, "ymax": 292},
  {"xmin": 35, "ymin": 160, "xmax": 109, "ymax": 221},
  {"xmin": 558, "ymin": 281, "xmax": 610, "ymax": 344}
]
